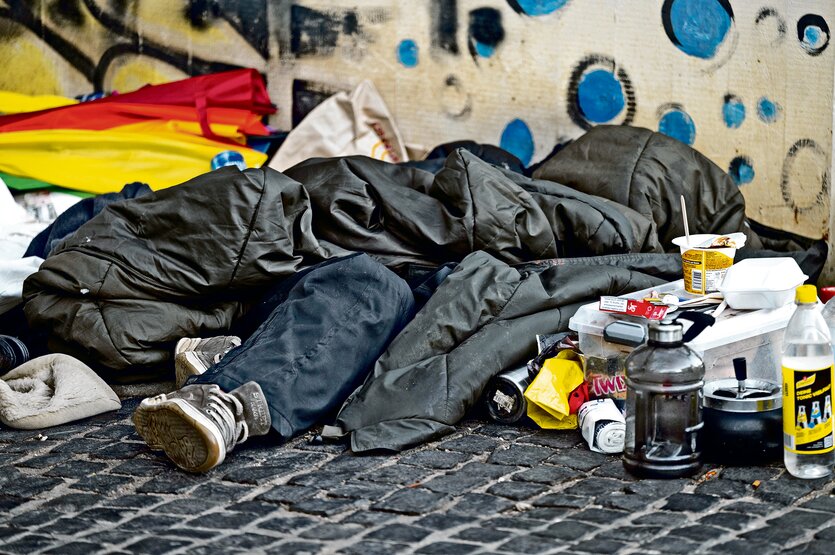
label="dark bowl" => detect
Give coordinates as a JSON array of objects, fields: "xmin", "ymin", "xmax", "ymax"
[{"xmin": 702, "ymin": 378, "xmax": 782, "ymax": 465}]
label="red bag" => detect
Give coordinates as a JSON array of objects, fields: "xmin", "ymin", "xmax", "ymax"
[
  {"xmin": 0, "ymin": 69, "xmax": 275, "ymax": 141},
  {"xmin": 0, "ymin": 103, "xmax": 269, "ymax": 137}
]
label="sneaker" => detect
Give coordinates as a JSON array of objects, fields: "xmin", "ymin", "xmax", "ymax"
[
  {"xmin": 132, "ymin": 382, "xmax": 271, "ymax": 473},
  {"xmin": 173, "ymin": 335, "xmax": 241, "ymax": 387}
]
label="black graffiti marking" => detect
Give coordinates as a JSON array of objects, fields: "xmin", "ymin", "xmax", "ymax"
[
  {"xmin": 343, "ymin": 11, "xmax": 359, "ymax": 35},
  {"xmin": 467, "ymin": 7, "xmax": 504, "ymax": 59},
  {"xmin": 431, "ymin": 0, "xmax": 459, "ymax": 55},
  {"xmin": 292, "ymin": 79, "xmax": 341, "ymax": 128},
  {"xmin": 94, "ymin": 43, "xmax": 239, "ymax": 91},
  {"xmin": 290, "ymin": 5, "xmax": 362, "ymax": 57},
  {"xmin": 0, "ymin": 1, "xmax": 96, "ymax": 81},
  {"xmin": 218, "ymin": 0, "xmax": 269, "ymax": 59},
  {"xmin": 82, "ymin": 0, "xmax": 241, "ymax": 90},
  {"xmin": 290, "ymin": 5, "xmax": 339, "ymax": 56},
  {"xmin": 755, "ymin": 7, "xmax": 787, "ymax": 40},
  {"xmin": 442, "ymin": 74, "xmax": 472, "ymax": 119},
  {"xmin": 797, "ymin": 13, "xmax": 830, "ymax": 56},
  {"xmin": 565, "ymin": 54, "xmax": 636, "ymax": 130},
  {"xmin": 780, "ymin": 138, "xmax": 830, "ymax": 215},
  {"xmin": 0, "ymin": 11, "xmax": 28, "ymax": 40},
  {"xmin": 108, "ymin": 0, "xmax": 134, "ymax": 14},
  {"xmin": 505, "ymin": 1, "xmax": 525, "ymax": 15},
  {"xmin": 48, "ymin": 0, "xmax": 87, "ymax": 27},
  {"xmin": 1, "ymin": 0, "xmax": 265, "ymax": 90},
  {"xmin": 182, "ymin": 1, "xmax": 269, "ymax": 59},
  {"xmin": 185, "ymin": 0, "xmax": 219, "ymax": 30}
]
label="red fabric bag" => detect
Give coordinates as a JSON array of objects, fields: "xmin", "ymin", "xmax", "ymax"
[{"xmin": 0, "ymin": 69, "xmax": 275, "ymax": 141}]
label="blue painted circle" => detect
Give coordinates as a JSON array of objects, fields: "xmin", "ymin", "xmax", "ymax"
[
  {"xmin": 397, "ymin": 39, "xmax": 419, "ymax": 67},
  {"xmin": 514, "ymin": 0, "xmax": 569, "ymax": 16},
  {"xmin": 757, "ymin": 97, "xmax": 780, "ymax": 123},
  {"xmin": 576, "ymin": 69, "xmax": 625, "ymax": 123},
  {"xmin": 500, "ymin": 119, "xmax": 535, "ymax": 166},
  {"xmin": 474, "ymin": 41, "xmax": 496, "ymax": 57},
  {"xmin": 805, "ymin": 26, "xmax": 823, "ymax": 46},
  {"xmin": 722, "ymin": 95, "xmax": 745, "ymax": 128},
  {"xmin": 658, "ymin": 109, "xmax": 696, "ymax": 145},
  {"xmin": 729, "ymin": 156, "xmax": 755, "ymax": 185},
  {"xmin": 667, "ymin": 0, "xmax": 732, "ymax": 59}
]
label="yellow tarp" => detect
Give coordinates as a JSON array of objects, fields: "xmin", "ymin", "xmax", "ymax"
[
  {"xmin": 0, "ymin": 91, "xmax": 77, "ymax": 114},
  {"xmin": 0, "ymin": 127, "xmax": 267, "ymax": 194},
  {"xmin": 524, "ymin": 350, "xmax": 585, "ymax": 430}
]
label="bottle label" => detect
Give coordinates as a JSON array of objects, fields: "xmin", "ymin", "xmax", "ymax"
[{"xmin": 782, "ymin": 365, "xmax": 835, "ymax": 454}]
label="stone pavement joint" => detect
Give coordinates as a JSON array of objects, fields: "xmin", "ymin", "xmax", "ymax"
[{"xmin": 1, "ymin": 397, "xmax": 835, "ymax": 554}]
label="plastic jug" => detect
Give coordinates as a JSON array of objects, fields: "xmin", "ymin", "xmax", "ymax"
[{"xmin": 623, "ymin": 312, "xmax": 713, "ymax": 478}]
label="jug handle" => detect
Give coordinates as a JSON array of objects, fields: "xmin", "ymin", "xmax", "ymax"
[{"xmin": 675, "ymin": 311, "xmax": 716, "ymax": 342}]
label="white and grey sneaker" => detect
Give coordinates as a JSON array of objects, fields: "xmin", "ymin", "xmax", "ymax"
[
  {"xmin": 132, "ymin": 382, "xmax": 271, "ymax": 473},
  {"xmin": 173, "ymin": 335, "xmax": 241, "ymax": 387}
]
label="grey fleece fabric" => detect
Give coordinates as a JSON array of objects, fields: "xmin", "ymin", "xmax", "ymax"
[{"xmin": 334, "ymin": 250, "xmax": 664, "ymax": 452}]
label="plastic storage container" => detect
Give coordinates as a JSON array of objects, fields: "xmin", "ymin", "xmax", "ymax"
[{"xmin": 569, "ymin": 279, "xmax": 795, "ymax": 382}]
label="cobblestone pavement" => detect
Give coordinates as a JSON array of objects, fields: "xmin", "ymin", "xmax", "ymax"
[{"xmin": 2, "ymin": 398, "xmax": 835, "ymax": 555}]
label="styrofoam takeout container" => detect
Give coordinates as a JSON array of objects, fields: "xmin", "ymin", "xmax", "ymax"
[{"xmin": 718, "ymin": 258, "xmax": 807, "ymax": 310}]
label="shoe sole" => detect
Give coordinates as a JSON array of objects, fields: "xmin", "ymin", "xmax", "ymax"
[
  {"xmin": 132, "ymin": 397, "xmax": 225, "ymax": 473},
  {"xmin": 174, "ymin": 351, "xmax": 209, "ymax": 388}
]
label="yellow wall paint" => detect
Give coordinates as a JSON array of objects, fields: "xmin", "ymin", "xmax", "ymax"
[
  {"xmin": 106, "ymin": 56, "xmax": 187, "ymax": 95},
  {"xmin": 0, "ymin": 34, "xmax": 63, "ymax": 95}
]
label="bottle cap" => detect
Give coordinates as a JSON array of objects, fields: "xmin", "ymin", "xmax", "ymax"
[
  {"xmin": 796, "ymin": 284, "xmax": 817, "ymax": 304},
  {"xmin": 211, "ymin": 150, "xmax": 247, "ymax": 171},
  {"xmin": 648, "ymin": 319, "xmax": 683, "ymax": 344}
]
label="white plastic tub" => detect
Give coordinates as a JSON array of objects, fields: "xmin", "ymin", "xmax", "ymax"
[{"xmin": 718, "ymin": 258, "xmax": 807, "ymax": 310}]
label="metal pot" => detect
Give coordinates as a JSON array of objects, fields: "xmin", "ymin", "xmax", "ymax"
[{"xmin": 702, "ymin": 377, "xmax": 782, "ymax": 465}]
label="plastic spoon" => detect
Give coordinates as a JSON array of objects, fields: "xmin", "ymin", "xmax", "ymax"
[
  {"xmin": 680, "ymin": 195, "xmax": 690, "ymax": 247},
  {"xmin": 661, "ymin": 293, "xmax": 724, "ymax": 307}
]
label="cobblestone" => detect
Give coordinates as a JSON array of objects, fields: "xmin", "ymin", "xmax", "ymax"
[{"xmin": 3, "ymin": 407, "xmax": 835, "ymax": 554}]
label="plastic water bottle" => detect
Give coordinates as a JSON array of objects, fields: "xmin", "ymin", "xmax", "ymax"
[{"xmin": 782, "ymin": 285, "xmax": 835, "ymax": 478}]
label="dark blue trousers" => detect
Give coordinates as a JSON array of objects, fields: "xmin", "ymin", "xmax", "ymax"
[{"xmin": 193, "ymin": 253, "xmax": 415, "ymax": 442}]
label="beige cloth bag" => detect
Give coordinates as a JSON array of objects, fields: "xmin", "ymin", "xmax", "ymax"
[
  {"xmin": 269, "ymin": 80, "xmax": 410, "ymax": 171},
  {"xmin": 0, "ymin": 354, "xmax": 121, "ymax": 429}
]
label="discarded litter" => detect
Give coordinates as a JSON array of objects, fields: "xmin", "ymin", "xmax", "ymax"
[{"xmin": 578, "ymin": 399, "xmax": 625, "ymax": 454}]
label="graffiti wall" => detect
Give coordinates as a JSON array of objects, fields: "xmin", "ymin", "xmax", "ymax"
[{"xmin": 1, "ymin": 1, "xmax": 833, "ymax": 249}]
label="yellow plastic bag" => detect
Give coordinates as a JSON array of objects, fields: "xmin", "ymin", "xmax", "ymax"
[
  {"xmin": 524, "ymin": 350, "xmax": 585, "ymax": 429},
  {"xmin": 0, "ymin": 127, "xmax": 266, "ymax": 194}
]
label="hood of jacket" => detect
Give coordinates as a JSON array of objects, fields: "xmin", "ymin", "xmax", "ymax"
[{"xmin": 532, "ymin": 125, "xmax": 761, "ymax": 250}]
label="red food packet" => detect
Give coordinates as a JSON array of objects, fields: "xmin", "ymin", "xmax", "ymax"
[{"xmin": 598, "ymin": 297, "xmax": 669, "ymax": 320}]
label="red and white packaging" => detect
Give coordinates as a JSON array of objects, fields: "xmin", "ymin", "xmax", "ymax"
[{"xmin": 598, "ymin": 297, "xmax": 669, "ymax": 321}]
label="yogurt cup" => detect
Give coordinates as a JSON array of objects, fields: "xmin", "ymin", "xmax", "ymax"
[{"xmin": 672, "ymin": 233, "xmax": 746, "ymax": 295}]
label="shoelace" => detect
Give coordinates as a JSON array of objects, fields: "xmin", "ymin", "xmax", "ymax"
[{"xmin": 203, "ymin": 388, "xmax": 249, "ymax": 452}]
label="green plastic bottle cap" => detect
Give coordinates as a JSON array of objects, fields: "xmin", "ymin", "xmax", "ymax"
[{"xmin": 796, "ymin": 284, "xmax": 817, "ymax": 304}]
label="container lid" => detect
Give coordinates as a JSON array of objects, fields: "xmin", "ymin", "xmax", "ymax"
[
  {"xmin": 718, "ymin": 258, "xmax": 807, "ymax": 294},
  {"xmin": 569, "ymin": 279, "xmax": 795, "ymax": 354},
  {"xmin": 672, "ymin": 232, "xmax": 747, "ymax": 250},
  {"xmin": 648, "ymin": 319, "xmax": 682, "ymax": 344},
  {"xmin": 703, "ymin": 378, "xmax": 781, "ymax": 412}
]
